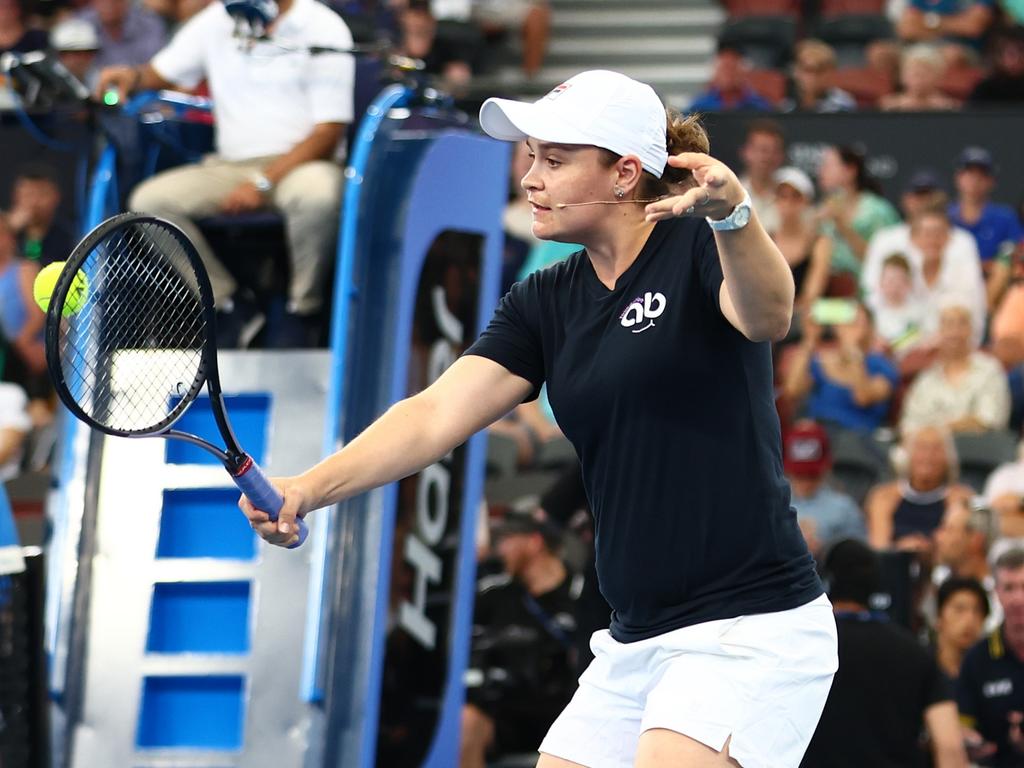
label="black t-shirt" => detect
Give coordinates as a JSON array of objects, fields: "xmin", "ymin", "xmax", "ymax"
[
  {"xmin": 465, "ymin": 217, "xmax": 821, "ymax": 642},
  {"xmin": 801, "ymin": 614, "xmax": 951, "ymax": 768},
  {"xmin": 957, "ymin": 628, "xmax": 1024, "ymax": 766},
  {"xmin": 465, "ymin": 571, "xmax": 580, "ymax": 718}
]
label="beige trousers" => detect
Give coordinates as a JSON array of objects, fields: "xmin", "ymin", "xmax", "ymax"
[{"xmin": 128, "ymin": 155, "xmax": 343, "ymax": 314}]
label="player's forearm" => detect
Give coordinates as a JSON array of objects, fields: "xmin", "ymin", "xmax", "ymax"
[
  {"xmin": 262, "ymin": 123, "xmax": 345, "ymax": 186},
  {"xmin": 296, "ymin": 394, "xmax": 455, "ymax": 510},
  {"xmin": 715, "ymin": 212, "xmax": 794, "ymax": 341}
]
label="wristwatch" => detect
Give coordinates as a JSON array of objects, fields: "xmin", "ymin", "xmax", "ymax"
[
  {"xmin": 250, "ymin": 172, "xmax": 274, "ymax": 194},
  {"xmin": 706, "ymin": 191, "xmax": 753, "ymax": 232}
]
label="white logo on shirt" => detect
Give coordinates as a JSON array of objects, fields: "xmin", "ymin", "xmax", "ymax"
[
  {"xmin": 983, "ymin": 679, "xmax": 1013, "ymax": 698},
  {"xmin": 620, "ymin": 292, "xmax": 666, "ymax": 334}
]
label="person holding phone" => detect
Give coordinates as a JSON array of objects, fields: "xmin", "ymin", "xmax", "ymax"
[
  {"xmin": 783, "ymin": 298, "xmax": 899, "ymax": 433},
  {"xmin": 240, "ymin": 70, "xmax": 838, "ymax": 768}
]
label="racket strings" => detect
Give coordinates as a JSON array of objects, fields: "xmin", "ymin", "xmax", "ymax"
[{"xmin": 57, "ymin": 220, "xmax": 209, "ymax": 434}]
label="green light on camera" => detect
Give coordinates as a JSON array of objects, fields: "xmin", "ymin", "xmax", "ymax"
[{"xmin": 103, "ymin": 90, "xmax": 120, "ymax": 106}]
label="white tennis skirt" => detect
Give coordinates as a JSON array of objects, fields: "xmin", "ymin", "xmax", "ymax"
[{"xmin": 539, "ymin": 593, "xmax": 838, "ymax": 768}]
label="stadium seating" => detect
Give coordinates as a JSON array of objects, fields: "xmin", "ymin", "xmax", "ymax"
[
  {"xmin": 953, "ymin": 430, "xmax": 1019, "ymax": 493},
  {"xmin": 718, "ymin": 16, "xmax": 799, "ymax": 69}
]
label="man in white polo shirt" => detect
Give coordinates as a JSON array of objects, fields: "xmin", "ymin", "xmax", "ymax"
[{"xmin": 96, "ymin": 0, "xmax": 354, "ymax": 347}]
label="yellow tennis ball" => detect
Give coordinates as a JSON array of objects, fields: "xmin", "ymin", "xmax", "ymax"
[{"xmin": 33, "ymin": 262, "xmax": 89, "ymax": 316}]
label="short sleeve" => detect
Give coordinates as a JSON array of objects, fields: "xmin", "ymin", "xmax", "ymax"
[
  {"xmin": 305, "ymin": 10, "xmax": 355, "ymax": 125},
  {"xmin": 923, "ymin": 653, "xmax": 953, "ymax": 708},
  {"xmin": 150, "ymin": 7, "xmax": 209, "ymax": 88},
  {"xmin": 695, "ymin": 225, "xmax": 724, "ymax": 312},
  {"xmin": 464, "ymin": 275, "xmax": 545, "ymax": 401},
  {"xmin": 867, "ymin": 353, "xmax": 899, "ymax": 388}
]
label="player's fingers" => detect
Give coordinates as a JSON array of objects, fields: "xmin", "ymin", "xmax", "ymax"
[
  {"xmin": 237, "ymin": 494, "xmax": 270, "ymax": 524},
  {"xmin": 666, "ymin": 152, "xmax": 712, "ymax": 170},
  {"xmin": 274, "ymin": 490, "xmax": 302, "ymax": 536},
  {"xmin": 644, "ymin": 187, "xmax": 705, "ymax": 221}
]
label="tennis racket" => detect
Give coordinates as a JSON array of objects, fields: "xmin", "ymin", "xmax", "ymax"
[{"xmin": 44, "ymin": 212, "xmax": 308, "ymax": 547}]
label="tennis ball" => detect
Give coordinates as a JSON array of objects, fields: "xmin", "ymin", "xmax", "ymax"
[{"xmin": 33, "ymin": 262, "xmax": 89, "ymax": 316}]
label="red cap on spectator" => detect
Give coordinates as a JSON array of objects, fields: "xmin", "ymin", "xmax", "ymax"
[{"xmin": 784, "ymin": 421, "xmax": 831, "ymax": 478}]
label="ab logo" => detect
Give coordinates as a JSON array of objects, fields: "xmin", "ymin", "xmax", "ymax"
[{"xmin": 619, "ymin": 291, "xmax": 666, "ymax": 334}]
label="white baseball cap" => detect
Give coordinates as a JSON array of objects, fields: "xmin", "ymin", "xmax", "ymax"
[
  {"xmin": 774, "ymin": 166, "xmax": 815, "ymax": 200},
  {"xmin": 479, "ymin": 70, "xmax": 669, "ymax": 179},
  {"xmin": 51, "ymin": 18, "xmax": 100, "ymax": 52}
]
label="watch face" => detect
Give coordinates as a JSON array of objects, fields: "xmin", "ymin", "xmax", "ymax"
[{"xmin": 734, "ymin": 203, "xmax": 752, "ymax": 228}]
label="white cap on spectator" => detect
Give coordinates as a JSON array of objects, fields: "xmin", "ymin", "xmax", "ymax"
[
  {"xmin": 479, "ymin": 70, "xmax": 669, "ymax": 178},
  {"xmin": 774, "ymin": 166, "xmax": 815, "ymax": 200},
  {"xmin": 51, "ymin": 18, "xmax": 100, "ymax": 52}
]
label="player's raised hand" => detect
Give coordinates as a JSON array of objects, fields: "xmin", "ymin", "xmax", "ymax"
[
  {"xmin": 239, "ymin": 476, "xmax": 311, "ymax": 548},
  {"xmin": 644, "ymin": 152, "xmax": 746, "ymax": 223}
]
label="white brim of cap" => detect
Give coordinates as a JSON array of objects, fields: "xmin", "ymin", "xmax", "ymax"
[{"xmin": 480, "ymin": 97, "xmax": 592, "ymax": 145}]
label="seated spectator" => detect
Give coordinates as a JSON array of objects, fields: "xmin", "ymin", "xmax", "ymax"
[
  {"xmin": 900, "ymin": 302, "xmax": 1010, "ymax": 435},
  {"xmin": 6, "ymin": 164, "xmax": 75, "ymax": 268},
  {"xmin": 816, "ymin": 145, "xmax": 901, "ymax": 287},
  {"xmin": 771, "ymin": 167, "xmax": 830, "ymax": 313},
  {"xmin": 866, "ymin": 425, "xmax": 974, "ymax": 550},
  {"xmin": 0, "ymin": 0, "xmax": 47, "ymax": 55},
  {"xmin": 98, "ymin": 0, "xmax": 355, "ymax": 348},
  {"xmin": 863, "ymin": 178, "xmax": 981, "ymax": 340},
  {"xmin": 897, "ymin": 0, "xmax": 995, "ymax": 56},
  {"xmin": 396, "ymin": 0, "xmax": 471, "ymax": 87},
  {"xmin": 0, "ymin": 382, "xmax": 30, "ymax": 483},
  {"xmin": 461, "ymin": 508, "xmax": 580, "ymax": 768},
  {"xmin": 688, "ymin": 42, "xmax": 772, "ymax": 112},
  {"xmin": 783, "ymin": 299, "xmax": 899, "ymax": 433},
  {"xmin": 738, "ymin": 119, "xmax": 786, "ymax": 233},
  {"xmin": 970, "ymin": 27, "xmax": 1024, "ymax": 104},
  {"xmin": 957, "ymin": 547, "xmax": 1024, "ymax": 765},
  {"xmin": 949, "ymin": 146, "xmax": 1023, "ymax": 269},
  {"xmin": 869, "ymin": 254, "xmax": 930, "ymax": 358},
  {"xmin": 880, "ymin": 43, "xmax": 961, "ymax": 110},
  {"xmin": 0, "ymin": 215, "xmax": 47, "ymax": 404},
  {"xmin": 801, "ymin": 539, "xmax": 967, "ymax": 768},
  {"xmin": 80, "ymin": 0, "xmax": 167, "ymax": 69},
  {"xmin": 933, "ymin": 576, "xmax": 989, "ymax": 682},
  {"xmin": 989, "ymin": 257, "xmax": 1024, "ymax": 367},
  {"xmin": 984, "ymin": 444, "xmax": 1024, "ymax": 538},
  {"xmin": 780, "ymin": 39, "xmax": 857, "ymax": 114},
  {"xmin": 143, "ymin": 0, "xmax": 211, "ymax": 26},
  {"xmin": 51, "ymin": 17, "xmax": 102, "ymax": 89},
  {"xmin": 784, "ymin": 420, "xmax": 867, "ymax": 557},
  {"xmin": 933, "ymin": 499, "xmax": 1000, "ymax": 628},
  {"xmin": 470, "ymin": 0, "xmax": 550, "ymax": 78},
  {"xmin": 908, "ymin": 207, "xmax": 987, "ymax": 344}
]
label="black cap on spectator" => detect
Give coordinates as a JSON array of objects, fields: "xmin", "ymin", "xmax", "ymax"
[
  {"xmin": 956, "ymin": 146, "xmax": 996, "ymax": 174},
  {"xmin": 821, "ymin": 539, "xmax": 881, "ymax": 607},
  {"xmin": 491, "ymin": 508, "xmax": 562, "ymax": 551},
  {"xmin": 904, "ymin": 169, "xmax": 942, "ymax": 195}
]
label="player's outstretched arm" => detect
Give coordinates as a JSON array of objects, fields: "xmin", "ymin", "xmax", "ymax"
[{"xmin": 240, "ymin": 355, "xmax": 533, "ymax": 546}]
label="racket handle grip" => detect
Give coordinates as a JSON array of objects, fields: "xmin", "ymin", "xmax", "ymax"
[{"xmin": 233, "ymin": 457, "xmax": 308, "ymax": 549}]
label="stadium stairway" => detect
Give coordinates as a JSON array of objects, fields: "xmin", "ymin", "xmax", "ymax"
[{"xmin": 471, "ymin": 0, "xmax": 726, "ymax": 109}]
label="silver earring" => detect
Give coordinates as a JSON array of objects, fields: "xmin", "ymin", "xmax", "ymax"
[{"xmin": 614, "ymin": 186, "xmax": 625, "ymax": 198}]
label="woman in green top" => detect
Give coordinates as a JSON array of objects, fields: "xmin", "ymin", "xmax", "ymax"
[{"xmin": 816, "ymin": 145, "xmax": 901, "ymax": 289}]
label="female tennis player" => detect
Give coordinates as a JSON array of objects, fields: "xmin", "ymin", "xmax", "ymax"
[{"xmin": 240, "ymin": 70, "xmax": 838, "ymax": 768}]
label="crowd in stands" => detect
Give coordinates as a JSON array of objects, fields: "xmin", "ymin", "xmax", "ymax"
[
  {"xmin": 691, "ymin": 0, "xmax": 1024, "ymax": 111},
  {"xmin": 7, "ymin": 0, "xmax": 1024, "ymax": 764}
]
